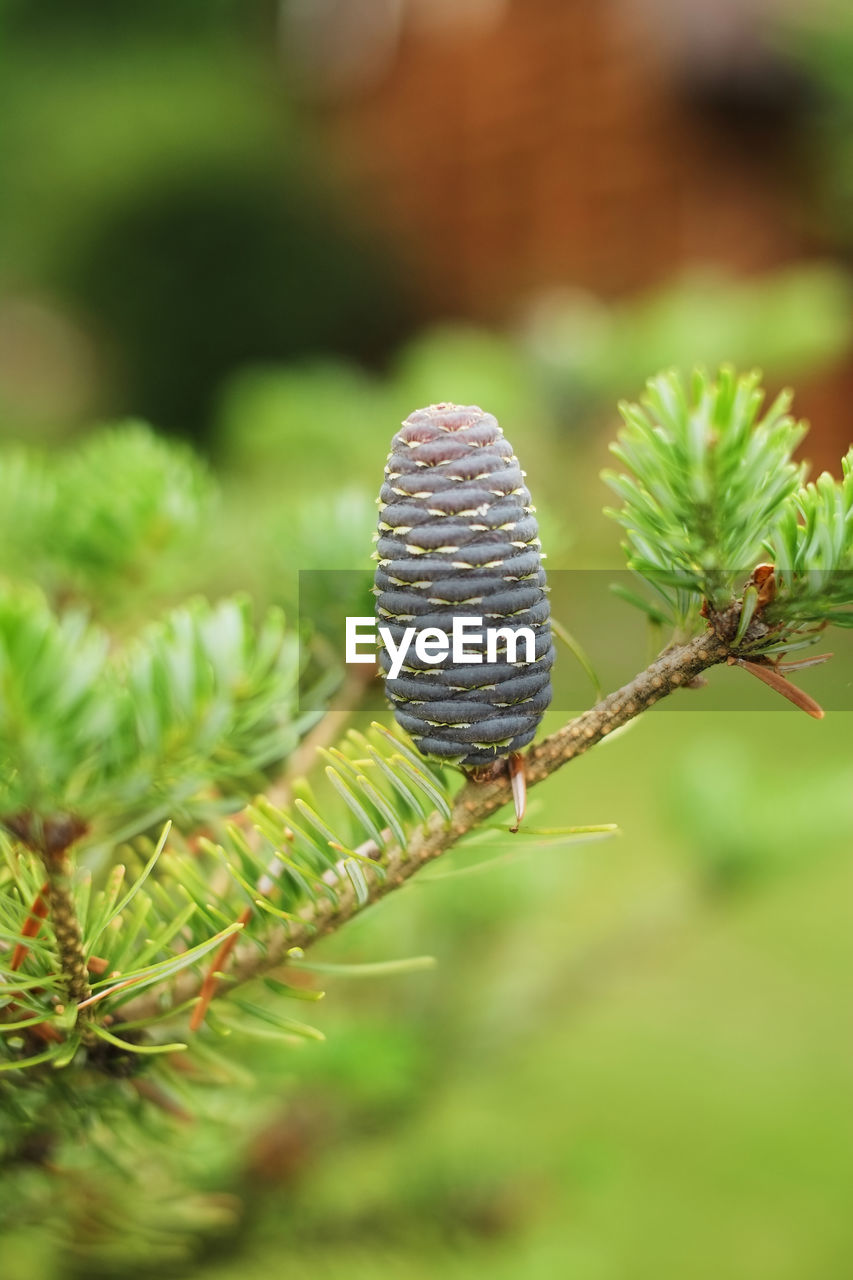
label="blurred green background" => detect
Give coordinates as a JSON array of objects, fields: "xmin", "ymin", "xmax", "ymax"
[{"xmin": 2, "ymin": 2, "xmax": 852, "ymax": 1278}]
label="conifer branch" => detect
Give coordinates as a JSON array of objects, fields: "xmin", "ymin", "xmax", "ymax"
[
  {"xmin": 3, "ymin": 372, "xmax": 851, "ymax": 1067},
  {"xmin": 123, "ymin": 618, "xmax": 743, "ymax": 1023}
]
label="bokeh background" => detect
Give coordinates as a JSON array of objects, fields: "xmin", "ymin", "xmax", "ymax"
[{"xmin": 3, "ymin": 1, "xmax": 853, "ymax": 1277}]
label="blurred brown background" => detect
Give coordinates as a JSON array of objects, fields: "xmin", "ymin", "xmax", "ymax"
[
  {"xmin": 286, "ymin": 0, "xmax": 852, "ymax": 465},
  {"xmin": 2, "ymin": 0, "xmax": 853, "ymax": 468}
]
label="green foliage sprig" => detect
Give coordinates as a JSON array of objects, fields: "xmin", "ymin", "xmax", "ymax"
[
  {"xmin": 604, "ymin": 367, "xmax": 806, "ymax": 622},
  {"xmin": 0, "ymin": 423, "xmax": 212, "ymax": 616},
  {"xmin": 767, "ymin": 448, "xmax": 853, "ymax": 628},
  {"xmin": 604, "ymin": 366, "xmax": 853, "ymax": 647},
  {"xmin": 0, "ymin": 588, "xmax": 313, "ymax": 842}
]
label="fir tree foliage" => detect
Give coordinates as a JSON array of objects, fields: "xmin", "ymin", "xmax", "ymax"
[
  {"xmin": 0, "ymin": 586, "xmax": 310, "ymax": 838},
  {"xmin": 0, "ymin": 423, "xmax": 212, "ymax": 614},
  {"xmin": 768, "ymin": 446, "xmax": 853, "ymax": 627},
  {"xmin": 0, "ymin": 425, "xmax": 464, "ymax": 1083},
  {"xmin": 604, "ymin": 367, "xmax": 853, "ymax": 641}
]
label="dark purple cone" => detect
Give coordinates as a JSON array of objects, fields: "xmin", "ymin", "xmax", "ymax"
[{"xmin": 373, "ymin": 403, "xmax": 554, "ymax": 768}]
